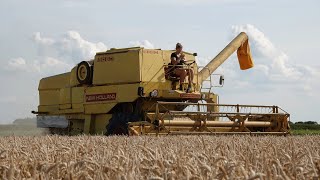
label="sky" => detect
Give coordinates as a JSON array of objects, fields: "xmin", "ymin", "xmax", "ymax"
[{"xmin": 0, "ymin": 0, "xmax": 319, "ymax": 123}]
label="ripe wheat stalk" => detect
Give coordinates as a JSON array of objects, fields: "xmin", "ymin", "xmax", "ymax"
[{"xmin": 0, "ymin": 135, "xmax": 319, "ymax": 179}]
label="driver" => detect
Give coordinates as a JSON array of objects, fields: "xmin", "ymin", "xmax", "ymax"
[{"xmin": 170, "ymin": 43, "xmax": 194, "ymax": 92}]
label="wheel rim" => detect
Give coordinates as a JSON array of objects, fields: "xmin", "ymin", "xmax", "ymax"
[{"xmin": 78, "ymin": 65, "xmax": 87, "ymax": 81}]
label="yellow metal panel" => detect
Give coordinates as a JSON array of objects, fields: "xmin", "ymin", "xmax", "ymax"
[
  {"xmin": 96, "ymin": 47, "xmax": 142, "ymax": 55},
  {"xmin": 38, "ymin": 105, "xmax": 59, "ymax": 113},
  {"xmin": 72, "ymin": 87, "xmax": 84, "ymax": 104},
  {"xmin": 160, "ymin": 90, "xmax": 201, "ymax": 99},
  {"xmin": 141, "ymin": 49, "xmax": 165, "ymax": 83},
  {"xmin": 65, "ymin": 114, "xmax": 85, "ymax": 120},
  {"xmin": 59, "ymin": 88, "xmax": 71, "ymax": 104},
  {"xmin": 141, "ymin": 81, "xmax": 173, "ymax": 97},
  {"xmin": 141, "ymin": 82, "xmax": 161, "ymax": 96},
  {"xmin": 69, "ymin": 66, "xmax": 80, "ymax": 87},
  {"xmin": 59, "ymin": 104, "xmax": 71, "ymax": 109},
  {"xmin": 56, "ymin": 107, "xmax": 84, "ymax": 114},
  {"xmin": 59, "ymin": 88, "xmax": 71, "ymax": 110},
  {"xmin": 72, "ymin": 103, "xmax": 83, "ymax": 109},
  {"xmin": 162, "ymin": 50, "xmax": 173, "ymax": 64},
  {"xmin": 39, "ymin": 90, "xmax": 60, "ymax": 105},
  {"xmin": 38, "ymin": 72, "xmax": 70, "ymax": 90},
  {"xmin": 84, "ymin": 103, "xmax": 117, "ymax": 114},
  {"xmin": 94, "ymin": 114, "xmax": 112, "ymax": 134},
  {"xmin": 93, "ymin": 50, "xmax": 141, "ymax": 85},
  {"xmin": 84, "ymin": 114, "xmax": 92, "ymax": 134}
]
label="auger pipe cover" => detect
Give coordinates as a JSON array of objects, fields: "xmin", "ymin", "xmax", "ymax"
[{"xmin": 198, "ymin": 32, "xmax": 248, "ymax": 83}]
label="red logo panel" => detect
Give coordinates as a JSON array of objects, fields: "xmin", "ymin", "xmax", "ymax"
[
  {"xmin": 86, "ymin": 93, "xmax": 116, "ymax": 102},
  {"xmin": 180, "ymin": 93, "xmax": 201, "ymax": 99}
]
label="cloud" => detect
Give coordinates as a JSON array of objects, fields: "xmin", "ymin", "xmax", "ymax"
[
  {"xmin": 32, "ymin": 31, "xmax": 108, "ymax": 62},
  {"xmin": 33, "ymin": 32, "xmax": 55, "ymax": 46},
  {"xmin": 6, "ymin": 57, "xmax": 72, "ymax": 74},
  {"xmin": 199, "ymin": 24, "xmax": 318, "ymax": 95},
  {"xmin": 6, "ymin": 31, "xmax": 157, "ymax": 77},
  {"xmin": 7, "ymin": 57, "xmax": 27, "ymax": 71},
  {"xmin": 230, "ymin": 24, "xmax": 318, "ymax": 83},
  {"xmin": 129, "ymin": 40, "xmax": 155, "ymax": 49},
  {"xmin": 152, "ymin": 0, "xmax": 252, "ymax": 6},
  {"xmin": 5, "ymin": 31, "xmax": 108, "ymax": 76}
]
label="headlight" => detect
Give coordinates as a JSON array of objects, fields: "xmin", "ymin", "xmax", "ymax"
[{"xmin": 150, "ymin": 89, "xmax": 158, "ymax": 97}]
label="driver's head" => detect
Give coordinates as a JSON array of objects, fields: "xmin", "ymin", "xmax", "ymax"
[{"xmin": 176, "ymin": 43, "xmax": 183, "ymax": 53}]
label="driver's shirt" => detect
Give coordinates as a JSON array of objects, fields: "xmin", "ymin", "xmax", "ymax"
[{"xmin": 170, "ymin": 52, "xmax": 183, "ymax": 67}]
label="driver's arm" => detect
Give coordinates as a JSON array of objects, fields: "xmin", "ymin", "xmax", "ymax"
[
  {"xmin": 171, "ymin": 57, "xmax": 179, "ymax": 65},
  {"xmin": 171, "ymin": 54, "xmax": 180, "ymax": 65},
  {"xmin": 180, "ymin": 54, "xmax": 185, "ymax": 64}
]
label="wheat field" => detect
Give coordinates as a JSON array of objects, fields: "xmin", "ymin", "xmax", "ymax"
[{"xmin": 0, "ymin": 135, "xmax": 319, "ymax": 179}]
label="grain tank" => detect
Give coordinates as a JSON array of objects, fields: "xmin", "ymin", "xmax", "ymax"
[{"xmin": 32, "ymin": 32, "xmax": 290, "ymax": 135}]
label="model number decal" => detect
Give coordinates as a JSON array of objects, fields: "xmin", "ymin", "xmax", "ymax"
[
  {"xmin": 97, "ymin": 56, "xmax": 114, "ymax": 62},
  {"xmin": 86, "ymin": 93, "xmax": 116, "ymax": 102}
]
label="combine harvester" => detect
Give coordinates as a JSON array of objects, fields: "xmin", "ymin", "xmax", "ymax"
[{"xmin": 32, "ymin": 32, "xmax": 290, "ymax": 135}]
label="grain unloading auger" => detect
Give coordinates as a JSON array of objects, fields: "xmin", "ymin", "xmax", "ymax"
[{"xmin": 33, "ymin": 32, "xmax": 290, "ymax": 135}]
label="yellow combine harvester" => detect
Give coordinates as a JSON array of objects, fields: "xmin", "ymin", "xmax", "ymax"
[{"xmin": 32, "ymin": 32, "xmax": 290, "ymax": 135}]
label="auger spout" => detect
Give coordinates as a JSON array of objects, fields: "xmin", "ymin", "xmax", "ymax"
[{"xmin": 199, "ymin": 32, "xmax": 253, "ymax": 83}]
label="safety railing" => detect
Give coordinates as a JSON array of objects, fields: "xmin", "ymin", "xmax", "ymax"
[
  {"xmin": 197, "ymin": 66, "xmax": 225, "ymax": 93},
  {"xmin": 163, "ymin": 60, "xmax": 226, "ymax": 93},
  {"xmin": 163, "ymin": 61, "xmax": 198, "ymax": 90}
]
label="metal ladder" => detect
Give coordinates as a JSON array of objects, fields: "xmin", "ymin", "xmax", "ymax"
[
  {"xmin": 199, "ymin": 67, "xmax": 224, "ymax": 93},
  {"xmin": 199, "ymin": 67, "xmax": 213, "ymax": 93}
]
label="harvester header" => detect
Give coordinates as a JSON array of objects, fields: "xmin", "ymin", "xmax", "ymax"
[{"xmin": 32, "ymin": 32, "xmax": 290, "ymax": 135}]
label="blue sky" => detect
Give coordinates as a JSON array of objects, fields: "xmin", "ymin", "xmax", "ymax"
[{"xmin": 0, "ymin": 0, "xmax": 319, "ymax": 123}]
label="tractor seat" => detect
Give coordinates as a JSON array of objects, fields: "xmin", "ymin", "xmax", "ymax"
[
  {"xmin": 164, "ymin": 67, "xmax": 180, "ymax": 82},
  {"xmin": 164, "ymin": 63, "xmax": 180, "ymax": 82}
]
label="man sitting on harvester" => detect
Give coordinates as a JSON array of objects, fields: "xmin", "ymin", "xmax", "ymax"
[{"xmin": 170, "ymin": 43, "xmax": 194, "ymax": 92}]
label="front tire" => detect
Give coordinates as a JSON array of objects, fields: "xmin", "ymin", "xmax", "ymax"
[{"xmin": 105, "ymin": 113, "xmax": 129, "ymax": 135}]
